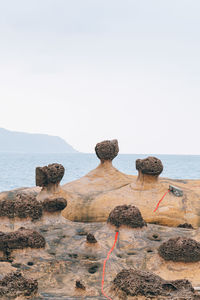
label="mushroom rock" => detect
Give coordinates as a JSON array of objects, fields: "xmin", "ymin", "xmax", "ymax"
[
  {"xmin": 158, "ymin": 237, "xmax": 200, "ymax": 262},
  {"xmin": 136, "ymin": 156, "xmax": 163, "ymax": 177},
  {"xmin": 36, "ymin": 163, "xmax": 69, "ymax": 200},
  {"xmin": 112, "ymin": 269, "xmax": 198, "ymax": 299},
  {"xmin": 0, "ymin": 271, "xmax": 38, "ymax": 298},
  {"xmin": 62, "ymin": 139, "xmax": 135, "ymax": 222},
  {"xmin": 0, "ymin": 227, "xmax": 45, "ymax": 261},
  {"xmin": 95, "ymin": 139, "xmax": 119, "ymax": 162},
  {"xmin": 79, "ymin": 156, "xmax": 200, "ymax": 227},
  {"xmin": 36, "ymin": 163, "xmax": 65, "ymax": 190},
  {"xmin": 35, "ymin": 163, "xmax": 69, "ymax": 225},
  {"xmin": 107, "ymin": 205, "xmax": 147, "ymax": 229}
]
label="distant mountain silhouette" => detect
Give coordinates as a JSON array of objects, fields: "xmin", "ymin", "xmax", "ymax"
[{"xmin": 0, "ymin": 128, "xmax": 78, "ymax": 153}]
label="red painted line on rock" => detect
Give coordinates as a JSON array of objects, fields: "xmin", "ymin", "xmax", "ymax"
[
  {"xmin": 153, "ymin": 189, "xmax": 170, "ymax": 212},
  {"xmin": 101, "ymin": 231, "xmax": 119, "ymax": 300}
]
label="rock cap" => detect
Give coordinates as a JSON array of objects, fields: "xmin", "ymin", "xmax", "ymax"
[
  {"xmin": 136, "ymin": 156, "xmax": 163, "ymax": 176},
  {"xmin": 36, "ymin": 163, "xmax": 65, "ymax": 187},
  {"xmin": 95, "ymin": 139, "xmax": 119, "ymax": 162},
  {"xmin": 107, "ymin": 205, "xmax": 147, "ymax": 228}
]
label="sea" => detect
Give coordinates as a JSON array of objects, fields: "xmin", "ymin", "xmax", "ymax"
[{"xmin": 1, "ymin": 153, "xmax": 200, "ymax": 192}]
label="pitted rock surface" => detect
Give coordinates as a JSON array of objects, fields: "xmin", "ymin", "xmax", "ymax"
[
  {"xmin": 158, "ymin": 237, "xmax": 200, "ymax": 262},
  {"xmin": 0, "ymin": 192, "xmax": 43, "ymax": 220},
  {"xmin": 95, "ymin": 139, "xmax": 119, "ymax": 161},
  {"xmin": 86, "ymin": 233, "xmax": 97, "ymax": 244},
  {"xmin": 113, "ymin": 269, "xmax": 196, "ymax": 298},
  {"xmin": 0, "ymin": 271, "xmax": 38, "ymax": 297},
  {"xmin": 36, "ymin": 163, "xmax": 65, "ymax": 187},
  {"xmin": 107, "ymin": 205, "xmax": 147, "ymax": 228},
  {"xmin": 136, "ymin": 156, "xmax": 163, "ymax": 176},
  {"xmin": 42, "ymin": 198, "xmax": 67, "ymax": 212},
  {"xmin": 0, "ymin": 227, "xmax": 45, "ymax": 253}
]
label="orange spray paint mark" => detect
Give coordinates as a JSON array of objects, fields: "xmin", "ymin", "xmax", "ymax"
[
  {"xmin": 101, "ymin": 231, "xmax": 119, "ymax": 300},
  {"xmin": 153, "ymin": 189, "xmax": 170, "ymax": 212}
]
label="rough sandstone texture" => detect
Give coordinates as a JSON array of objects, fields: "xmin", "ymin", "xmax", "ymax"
[
  {"xmin": 136, "ymin": 156, "xmax": 163, "ymax": 176},
  {"xmin": 158, "ymin": 237, "xmax": 200, "ymax": 262},
  {"xmin": 36, "ymin": 163, "xmax": 65, "ymax": 187},
  {"xmin": 107, "ymin": 205, "xmax": 147, "ymax": 228},
  {"xmin": 86, "ymin": 233, "xmax": 97, "ymax": 244},
  {"xmin": 0, "ymin": 227, "xmax": 46, "ymax": 253},
  {"xmin": 95, "ymin": 139, "xmax": 119, "ymax": 161},
  {"xmin": 0, "ymin": 271, "xmax": 38, "ymax": 298},
  {"xmin": 113, "ymin": 269, "xmax": 196, "ymax": 299},
  {"xmin": 0, "ymin": 192, "xmax": 43, "ymax": 221},
  {"xmin": 42, "ymin": 197, "xmax": 67, "ymax": 212}
]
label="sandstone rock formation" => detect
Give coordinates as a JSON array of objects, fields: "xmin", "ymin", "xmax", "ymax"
[
  {"xmin": 1, "ymin": 140, "xmax": 200, "ymax": 228},
  {"xmin": 62, "ymin": 149, "xmax": 200, "ymax": 227},
  {"xmin": 62, "ymin": 139, "xmax": 134, "ymax": 222}
]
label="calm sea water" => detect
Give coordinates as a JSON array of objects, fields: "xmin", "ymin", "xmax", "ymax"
[{"xmin": 1, "ymin": 153, "xmax": 200, "ymax": 192}]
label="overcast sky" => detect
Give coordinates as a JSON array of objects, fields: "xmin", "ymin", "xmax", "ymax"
[{"xmin": 1, "ymin": 0, "xmax": 200, "ymax": 154}]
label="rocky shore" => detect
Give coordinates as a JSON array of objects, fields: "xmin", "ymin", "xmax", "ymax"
[{"xmin": 0, "ymin": 139, "xmax": 200, "ymax": 299}]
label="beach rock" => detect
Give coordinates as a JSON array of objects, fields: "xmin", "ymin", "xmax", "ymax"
[
  {"xmin": 95, "ymin": 139, "xmax": 119, "ymax": 162},
  {"xmin": 112, "ymin": 268, "xmax": 197, "ymax": 299},
  {"xmin": 75, "ymin": 280, "xmax": 86, "ymax": 290},
  {"xmin": 107, "ymin": 205, "xmax": 147, "ymax": 228},
  {"xmin": 158, "ymin": 237, "xmax": 200, "ymax": 262},
  {"xmin": 136, "ymin": 156, "xmax": 163, "ymax": 176},
  {"xmin": 86, "ymin": 233, "xmax": 97, "ymax": 244},
  {"xmin": 0, "ymin": 271, "xmax": 38, "ymax": 298}
]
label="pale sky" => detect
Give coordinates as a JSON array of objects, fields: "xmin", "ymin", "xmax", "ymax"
[{"xmin": 1, "ymin": 0, "xmax": 200, "ymax": 154}]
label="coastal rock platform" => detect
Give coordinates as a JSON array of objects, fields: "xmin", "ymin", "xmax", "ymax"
[{"xmin": 0, "ymin": 215, "xmax": 200, "ymax": 299}]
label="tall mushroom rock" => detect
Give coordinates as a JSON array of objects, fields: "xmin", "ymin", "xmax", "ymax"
[
  {"xmin": 36, "ymin": 163, "xmax": 68, "ymax": 209},
  {"xmin": 135, "ymin": 156, "xmax": 163, "ymax": 188},
  {"xmin": 95, "ymin": 139, "xmax": 119, "ymax": 164},
  {"xmin": 62, "ymin": 140, "xmax": 134, "ymax": 222}
]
